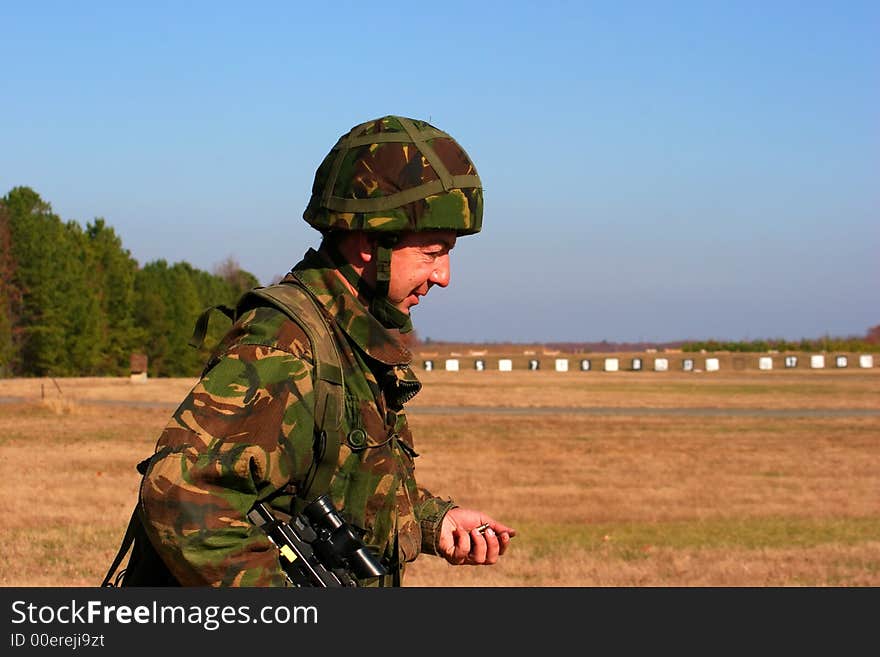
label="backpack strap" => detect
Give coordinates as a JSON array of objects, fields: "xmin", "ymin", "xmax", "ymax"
[
  {"xmin": 100, "ymin": 455, "xmax": 163, "ymax": 587},
  {"xmin": 101, "ymin": 507, "xmax": 140, "ymax": 586},
  {"xmin": 237, "ymin": 283, "xmax": 346, "ymax": 512},
  {"xmin": 103, "ymin": 285, "xmax": 346, "ymax": 586}
]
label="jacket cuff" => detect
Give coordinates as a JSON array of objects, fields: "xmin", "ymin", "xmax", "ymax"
[{"xmin": 418, "ymin": 498, "xmax": 457, "ymax": 556}]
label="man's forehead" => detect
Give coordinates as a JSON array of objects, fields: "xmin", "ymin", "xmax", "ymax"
[{"xmin": 398, "ymin": 230, "xmax": 457, "ymax": 250}]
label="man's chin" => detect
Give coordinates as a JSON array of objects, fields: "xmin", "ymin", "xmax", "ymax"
[{"xmin": 398, "ymin": 296, "xmax": 419, "ymax": 313}]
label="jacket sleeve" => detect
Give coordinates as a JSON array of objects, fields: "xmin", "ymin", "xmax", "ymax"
[
  {"xmin": 139, "ymin": 308, "xmax": 319, "ymax": 586},
  {"xmin": 414, "ymin": 490, "xmax": 457, "ymax": 557}
]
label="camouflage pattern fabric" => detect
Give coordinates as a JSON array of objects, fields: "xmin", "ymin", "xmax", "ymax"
[
  {"xmin": 303, "ymin": 115, "xmax": 483, "ymax": 236},
  {"xmin": 139, "ymin": 248, "xmax": 455, "ymax": 587}
]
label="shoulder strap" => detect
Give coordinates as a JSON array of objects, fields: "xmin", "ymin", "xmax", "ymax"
[
  {"xmin": 100, "ymin": 455, "xmax": 155, "ymax": 587},
  {"xmin": 238, "ymin": 284, "xmax": 346, "ymax": 509},
  {"xmin": 104, "ymin": 287, "xmax": 345, "ymax": 586},
  {"xmin": 187, "ymin": 284, "xmax": 345, "ymax": 505},
  {"xmin": 100, "ymin": 507, "xmax": 139, "ymax": 586}
]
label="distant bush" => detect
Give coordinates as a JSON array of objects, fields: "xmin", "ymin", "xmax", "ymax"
[{"xmin": 682, "ymin": 336, "xmax": 880, "ymax": 353}]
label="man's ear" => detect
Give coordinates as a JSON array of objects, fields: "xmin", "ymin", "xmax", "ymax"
[
  {"xmin": 353, "ymin": 232, "xmax": 375, "ymax": 264},
  {"xmin": 337, "ymin": 231, "xmax": 375, "ymax": 267}
]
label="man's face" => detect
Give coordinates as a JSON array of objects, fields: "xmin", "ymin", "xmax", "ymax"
[{"xmin": 387, "ymin": 230, "xmax": 457, "ymax": 314}]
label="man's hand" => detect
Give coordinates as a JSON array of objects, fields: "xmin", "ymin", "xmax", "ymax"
[{"xmin": 438, "ymin": 507, "xmax": 517, "ymax": 566}]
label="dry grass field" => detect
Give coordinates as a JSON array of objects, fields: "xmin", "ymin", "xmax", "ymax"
[{"xmin": 1, "ymin": 367, "xmax": 878, "ymax": 587}]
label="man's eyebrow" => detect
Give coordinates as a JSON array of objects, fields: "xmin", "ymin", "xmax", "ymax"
[{"xmin": 429, "ymin": 238, "xmax": 456, "ymax": 251}]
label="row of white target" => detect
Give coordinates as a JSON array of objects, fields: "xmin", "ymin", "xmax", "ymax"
[{"xmin": 422, "ymin": 354, "xmax": 876, "ymax": 372}]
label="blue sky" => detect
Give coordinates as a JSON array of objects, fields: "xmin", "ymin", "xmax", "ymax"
[{"xmin": 2, "ymin": 1, "xmax": 877, "ymax": 343}]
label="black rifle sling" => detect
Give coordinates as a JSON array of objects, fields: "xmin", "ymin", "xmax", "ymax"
[{"xmin": 241, "ymin": 283, "xmax": 345, "ymax": 511}]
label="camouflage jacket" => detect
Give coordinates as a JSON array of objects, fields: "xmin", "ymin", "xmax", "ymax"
[{"xmin": 139, "ymin": 248, "xmax": 455, "ymax": 586}]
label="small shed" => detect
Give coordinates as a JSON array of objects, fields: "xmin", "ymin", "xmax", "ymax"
[{"xmin": 130, "ymin": 353, "xmax": 148, "ymax": 383}]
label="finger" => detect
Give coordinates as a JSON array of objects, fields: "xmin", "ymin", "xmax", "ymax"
[
  {"xmin": 468, "ymin": 528, "xmax": 488, "ymax": 564},
  {"xmin": 482, "ymin": 527, "xmax": 501, "ymax": 564},
  {"xmin": 491, "ymin": 523, "xmax": 516, "ymax": 538},
  {"xmin": 452, "ymin": 527, "xmax": 471, "ymax": 564},
  {"xmin": 497, "ymin": 531, "xmax": 512, "ymax": 556},
  {"xmin": 440, "ymin": 526, "xmax": 464, "ymax": 563}
]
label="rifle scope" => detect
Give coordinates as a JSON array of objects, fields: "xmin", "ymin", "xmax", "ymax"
[{"xmin": 304, "ymin": 494, "xmax": 387, "ymax": 580}]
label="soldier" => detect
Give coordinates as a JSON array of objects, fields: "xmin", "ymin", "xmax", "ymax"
[{"xmin": 127, "ymin": 115, "xmax": 516, "ymax": 586}]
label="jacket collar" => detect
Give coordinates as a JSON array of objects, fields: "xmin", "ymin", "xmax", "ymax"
[{"xmin": 286, "ymin": 248, "xmax": 413, "ymax": 366}]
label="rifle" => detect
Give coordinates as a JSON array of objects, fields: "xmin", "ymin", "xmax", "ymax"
[{"xmin": 247, "ymin": 494, "xmax": 387, "ymax": 587}]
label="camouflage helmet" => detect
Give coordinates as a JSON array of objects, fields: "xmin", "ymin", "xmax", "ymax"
[{"xmin": 303, "ymin": 115, "xmax": 483, "ymax": 236}]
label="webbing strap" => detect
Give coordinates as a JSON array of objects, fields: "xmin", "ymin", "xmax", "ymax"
[
  {"xmin": 323, "ymin": 177, "xmax": 481, "ymax": 214},
  {"xmin": 336, "ymin": 126, "xmax": 449, "ymax": 148},
  {"xmin": 397, "ymin": 116, "xmax": 454, "ymax": 191},
  {"xmin": 320, "ymin": 138, "xmax": 350, "ymax": 209},
  {"xmin": 188, "ymin": 304, "xmax": 235, "ymax": 349},
  {"xmin": 244, "ymin": 283, "xmax": 345, "ymax": 506},
  {"xmin": 100, "ymin": 508, "xmax": 139, "ymax": 587},
  {"xmin": 374, "ymin": 235, "xmax": 396, "ymax": 293}
]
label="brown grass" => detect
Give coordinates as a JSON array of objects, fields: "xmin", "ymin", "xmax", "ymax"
[{"xmin": 0, "ymin": 369, "xmax": 878, "ymax": 587}]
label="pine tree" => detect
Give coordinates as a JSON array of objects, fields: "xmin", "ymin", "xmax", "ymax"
[
  {"xmin": 0, "ymin": 202, "xmax": 22, "ymax": 375},
  {"xmin": 87, "ymin": 218, "xmax": 143, "ymax": 374},
  {"xmin": 3, "ymin": 187, "xmax": 71, "ymax": 374}
]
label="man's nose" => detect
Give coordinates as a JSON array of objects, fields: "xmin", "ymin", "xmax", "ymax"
[{"xmin": 430, "ymin": 255, "xmax": 451, "ymax": 288}]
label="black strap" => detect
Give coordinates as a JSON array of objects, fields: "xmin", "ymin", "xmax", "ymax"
[
  {"xmin": 100, "ymin": 508, "xmax": 139, "ymax": 587},
  {"xmin": 188, "ymin": 304, "xmax": 235, "ymax": 349}
]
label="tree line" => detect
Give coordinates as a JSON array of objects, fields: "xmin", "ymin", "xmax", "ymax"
[
  {"xmin": 0, "ymin": 186, "xmax": 261, "ymax": 377},
  {"xmin": 681, "ymin": 334, "xmax": 880, "ymax": 354}
]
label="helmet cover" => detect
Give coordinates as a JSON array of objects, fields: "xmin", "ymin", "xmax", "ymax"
[{"xmin": 303, "ymin": 115, "xmax": 483, "ymax": 236}]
